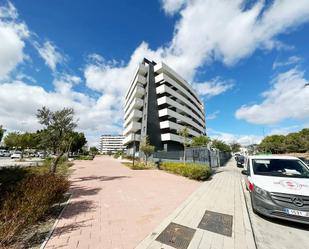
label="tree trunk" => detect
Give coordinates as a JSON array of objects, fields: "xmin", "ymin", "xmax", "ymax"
[
  {"xmin": 20, "ymin": 150, "xmax": 24, "ymax": 161},
  {"xmin": 183, "ymin": 146, "xmax": 186, "ymax": 165},
  {"xmin": 145, "ymin": 155, "xmax": 148, "ymax": 166},
  {"xmin": 50, "ymin": 152, "xmax": 64, "ymax": 173}
]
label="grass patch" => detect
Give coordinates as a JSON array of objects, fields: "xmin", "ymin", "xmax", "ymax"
[
  {"xmin": 160, "ymin": 162, "xmax": 211, "ymax": 181},
  {"xmin": 122, "ymin": 161, "xmax": 154, "ymax": 170}
]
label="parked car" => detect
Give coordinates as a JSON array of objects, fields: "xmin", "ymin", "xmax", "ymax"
[
  {"xmin": 36, "ymin": 151, "xmax": 45, "ymax": 158},
  {"xmin": 234, "ymin": 153, "xmax": 241, "ymax": 159},
  {"xmin": 11, "ymin": 151, "xmax": 22, "ymax": 159},
  {"xmin": 236, "ymin": 155, "xmax": 245, "ymax": 167},
  {"xmin": 242, "ymin": 155, "xmax": 309, "ymax": 224},
  {"xmin": 2, "ymin": 150, "xmax": 11, "ymax": 157}
]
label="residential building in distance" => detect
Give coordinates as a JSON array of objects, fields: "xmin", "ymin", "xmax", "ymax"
[
  {"xmin": 100, "ymin": 135, "xmax": 125, "ymax": 154},
  {"xmin": 123, "ymin": 58, "xmax": 206, "ymax": 155}
]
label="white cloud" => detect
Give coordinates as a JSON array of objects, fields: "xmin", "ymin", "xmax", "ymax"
[
  {"xmin": 235, "ymin": 68, "xmax": 309, "ymax": 125},
  {"xmin": 269, "ymin": 125, "xmax": 301, "ymax": 135},
  {"xmin": 208, "ymin": 129, "xmax": 262, "ymax": 146},
  {"xmin": 35, "ymin": 40, "xmax": 65, "ymax": 71},
  {"xmin": 2, "ymin": 0, "xmax": 309, "ymax": 146},
  {"xmin": 193, "ymin": 78, "xmax": 233, "ymax": 97},
  {"xmin": 272, "ymin": 56, "xmax": 302, "ymax": 69},
  {"xmin": 206, "ymin": 110, "xmax": 220, "ymax": 120},
  {"xmin": 0, "ymin": 2, "xmax": 29, "ymax": 80},
  {"xmin": 0, "ymin": 79, "xmax": 123, "ymax": 146},
  {"xmin": 161, "ymin": 0, "xmax": 187, "ymax": 15},
  {"xmin": 0, "ymin": 1, "xmax": 17, "ymax": 19},
  {"xmin": 84, "ymin": 0, "xmax": 309, "ymax": 98}
]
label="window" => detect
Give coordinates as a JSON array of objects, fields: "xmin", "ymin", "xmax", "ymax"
[{"xmin": 252, "ymin": 159, "xmax": 309, "ymax": 178}]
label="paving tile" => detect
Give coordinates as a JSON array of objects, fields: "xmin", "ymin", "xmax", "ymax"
[
  {"xmin": 136, "ymin": 160, "xmax": 256, "ymax": 249},
  {"xmin": 44, "ymin": 156, "xmax": 200, "ymax": 249}
]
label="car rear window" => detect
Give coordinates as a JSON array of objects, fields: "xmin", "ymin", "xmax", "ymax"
[{"xmin": 252, "ymin": 159, "xmax": 309, "ymax": 178}]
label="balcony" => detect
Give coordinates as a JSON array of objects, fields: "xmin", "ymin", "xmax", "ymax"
[
  {"xmin": 123, "ymin": 121, "xmax": 142, "ymax": 136},
  {"xmin": 124, "ymin": 85, "xmax": 145, "ymax": 110},
  {"xmin": 124, "ymin": 98, "xmax": 143, "ymax": 118},
  {"xmin": 125, "ymin": 74, "xmax": 147, "ymax": 101},
  {"xmin": 123, "ymin": 133, "xmax": 141, "ymax": 145},
  {"xmin": 161, "ymin": 133, "xmax": 192, "ymax": 143},
  {"xmin": 124, "ymin": 109, "xmax": 143, "ymax": 127},
  {"xmin": 138, "ymin": 63, "xmax": 147, "ymax": 75},
  {"xmin": 160, "ymin": 121, "xmax": 201, "ymax": 137}
]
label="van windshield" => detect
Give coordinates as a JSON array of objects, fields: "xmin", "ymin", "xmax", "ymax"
[{"xmin": 252, "ymin": 159, "xmax": 309, "ymax": 178}]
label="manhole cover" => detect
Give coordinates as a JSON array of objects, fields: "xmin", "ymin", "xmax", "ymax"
[
  {"xmin": 156, "ymin": 222, "xmax": 196, "ymax": 249},
  {"xmin": 198, "ymin": 210, "xmax": 233, "ymax": 237}
]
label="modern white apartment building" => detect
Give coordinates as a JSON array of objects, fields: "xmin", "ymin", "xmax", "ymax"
[
  {"xmin": 100, "ymin": 135, "xmax": 125, "ymax": 154},
  {"xmin": 123, "ymin": 58, "xmax": 206, "ymax": 154}
]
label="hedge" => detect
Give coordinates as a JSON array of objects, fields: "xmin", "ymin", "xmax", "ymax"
[{"xmin": 160, "ymin": 162, "xmax": 211, "ymax": 181}]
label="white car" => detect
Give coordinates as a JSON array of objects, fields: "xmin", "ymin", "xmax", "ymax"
[
  {"xmin": 11, "ymin": 151, "xmax": 22, "ymax": 159},
  {"xmin": 242, "ymin": 155, "xmax": 309, "ymax": 224},
  {"xmin": 2, "ymin": 150, "xmax": 11, "ymax": 157}
]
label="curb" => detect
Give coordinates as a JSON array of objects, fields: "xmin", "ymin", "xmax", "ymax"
[
  {"xmin": 239, "ymin": 177, "xmax": 258, "ymax": 249},
  {"xmin": 40, "ymin": 193, "xmax": 72, "ymax": 249}
]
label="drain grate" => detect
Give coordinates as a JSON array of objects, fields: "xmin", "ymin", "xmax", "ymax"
[
  {"xmin": 198, "ymin": 210, "xmax": 233, "ymax": 237},
  {"xmin": 156, "ymin": 222, "xmax": 196, "ymax": 249}
]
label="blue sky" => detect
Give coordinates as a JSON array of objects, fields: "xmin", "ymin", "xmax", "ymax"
[{"xmin": 0, "ymin": 0, "xmax": 309, "ymax": 146}]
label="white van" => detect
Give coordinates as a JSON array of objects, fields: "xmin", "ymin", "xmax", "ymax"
[{"xmin": 242, "ymin": 155, "xmax": 309, "ymax": 224}]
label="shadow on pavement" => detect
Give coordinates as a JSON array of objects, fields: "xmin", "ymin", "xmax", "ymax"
[
  {"xmin": 256, "ymin": 212, "xmax": 309, "ymax": 231},
  {"xmin": 74, "ymin": 175, "xmax": 130, "ymax": 182},
  {"xmin": 61, "ymin": 200, "xmax": 95, "ymax": 219},
  {"xmin": 52, "ymin": 219, "xmax": 92, "ymax": 237},
  {"xmin": 70, "ymin": 185, "xmax": 102, "ymax": 199}
]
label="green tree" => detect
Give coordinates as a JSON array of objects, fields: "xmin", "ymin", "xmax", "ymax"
[
  {"xmin": 178, "ymin": 127, "xmax": 189, "ymax": 163},
  {"xmin": 70, "ymin": 132, "xmax": 87, "ymax": 153},
  {"xmin": 37, "ymin": 106, "xmax": 77, "ymax": 173},
  {"xmin": 284, "ymin": 133, "xmax": 306, "ymax": 153},
  {"xmin": 0, "ymin": 125, "xmax": 5, "ymax": 143},
  {"xmin": 212, "ymin": 139, "xmax": 231, "ymax": 152},
  {"xmin": 299, "ymin": 128, "xmax": 309, "ymax": 152},
  {"xmin": 258, "ymin": 135, "xmax": 286, "ymax": 154},
  {"xmin": 192, "ymin": 135, "xmax": 211, "ymax": 147},
  {"xmin": 3, "ymin": 132, "xmax": 37, "ymax": 159},
  {"xmin": 230, "ymin": 142, "xmax": 241, "ymax": 153},
  {"xmin": 4, "ymin": 132, "xmax": 19, "ymax": 149},
  {"xmin": 139, "ymin": 136, "xmax": 155, "ymax": 166},
  {"xmin": 89, "ymin": 146, "xmax": 98, "ymax": 155}
]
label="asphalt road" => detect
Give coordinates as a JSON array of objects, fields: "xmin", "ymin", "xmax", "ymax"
[{"xmin": 239, "ymin": 170, "xmax": 309, "ymax": 249}]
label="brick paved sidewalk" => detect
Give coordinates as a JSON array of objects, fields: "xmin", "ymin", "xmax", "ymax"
[
  {"xmin": 136, "ymin": 159, "xmax": 256, "ymax": 249},
  {"xmin": 44, "ymin": 156, "xmax": 200, "ymax": 249}
]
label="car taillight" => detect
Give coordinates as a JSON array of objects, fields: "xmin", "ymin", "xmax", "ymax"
[{"xmin": 248, "ymin": 181, "xmax": 254, "ymax": 192}]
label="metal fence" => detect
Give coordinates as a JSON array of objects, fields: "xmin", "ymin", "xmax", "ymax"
[{"xmin": 152, "ymin": 146, "xmax": 231, "ymax": 168}]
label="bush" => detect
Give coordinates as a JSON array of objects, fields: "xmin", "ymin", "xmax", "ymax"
[
  {"xmin": 160, "ymin": 162, "xmax": 211, "ymax": 181},
  {"xmin": 122, "ymin": 161, "xmax": 154, "ymax": 170},
  {"xmin": 0, "ymin": 174, "xmax": 69, "ymax": 245},
  {"xmin": 122, "ymin": 154, "xmax": 133, "ymax": 160},
  {"xmin": 76, "ymin": 155, "xmax": 94, "ymax": 160},
  {"xmin": 113, "ymin": 151, "xmax": 123, "ymax": 159}
]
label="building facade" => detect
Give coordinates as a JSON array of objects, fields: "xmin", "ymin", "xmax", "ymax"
[
  {"xmin": 100, "ymin": 135, "xmax": 125, "ymax": 154},
  {"xmin": 123, "ymin": 59, "xmax": 206, "ymax": 155}
]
